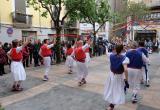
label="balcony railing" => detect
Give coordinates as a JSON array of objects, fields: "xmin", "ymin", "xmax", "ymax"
[{"xmin": 12, "ymin": 12, "xmax": 33, "ymax": 28}]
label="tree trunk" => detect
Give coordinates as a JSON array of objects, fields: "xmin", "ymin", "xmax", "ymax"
[{"xmin": 55, "ymin": 27, "xmax": 62, "ymax": 63}]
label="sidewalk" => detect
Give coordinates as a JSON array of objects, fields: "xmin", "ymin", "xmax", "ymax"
[{"xmin": 0, "ymin": 54, "xmax": 159, "ymax": 110}]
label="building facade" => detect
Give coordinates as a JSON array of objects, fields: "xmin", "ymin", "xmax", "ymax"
[
  {"xmin": 0, "ymin": 0, "xmax": 55, "ymax": 43},
  {"xmin": 131, "ymin": 0, "xmax": 160, "ymax": 42},
  {"xmin": 108, "ymin": 0, "xmax": 126, "ymax": 13}
]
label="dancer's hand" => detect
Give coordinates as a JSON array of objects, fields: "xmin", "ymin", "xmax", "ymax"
[
  {"xmin": 87, "ymin": 39, "xmax": 92, "ymax": 45},
  {"xmin": 124, "ymin": 80, "xmax": 129, "ymax": 88}
]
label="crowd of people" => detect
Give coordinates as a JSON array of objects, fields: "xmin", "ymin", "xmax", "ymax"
[{"xmin": 0, "ymin": 37, "xmax": 153, "ymax": 110}]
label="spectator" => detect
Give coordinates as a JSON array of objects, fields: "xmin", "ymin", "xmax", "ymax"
[
  {"xmin": 3, "ymin": 42, "xmax": 10, "ymax": 64},
  {"xmin": 28, "ymin": 41, "xmax": 34, "ymax": 64},
  {"xmin": 33, "ymin": 40, "xmax": 40, "ymax": 67},
  {"xmin": 22, "ymin": 46, "xmax": 30, "ymax": 68},
  {"xmin": 0, "ymin": 44, "xmax": 7, "ymax": 76}
]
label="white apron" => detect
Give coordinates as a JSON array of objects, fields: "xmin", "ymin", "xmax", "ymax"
[
  {"xmin": 104, "ymin": 72, "xmax": 125, "ymax": 105},
  {"xmin": 11, "ymin": 61, "xmax": 26, "ymax": 81}
]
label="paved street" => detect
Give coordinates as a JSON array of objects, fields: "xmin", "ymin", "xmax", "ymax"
[{"xmin": 0, "ymin": 53, "xmax": 160, "ymax": 110}]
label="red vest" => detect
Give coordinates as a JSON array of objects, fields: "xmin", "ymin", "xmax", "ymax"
[
  {"xmin": 66, "ymin": 48, "xmax": 73, "ymax": 56},
  {"xmin": 85, "ymin": 47, "xmax": 89, "ymax": 53},
  {"xmin": 41, "ymin": 44, "xmax": 52, "ymax": 57},
  {"xmin": 10, "ymin": 48, "xmax": 23, "ymax": 61},
  {"xmin": 75, "ymin": 47, "xmax": 86, "ymax": 63}
]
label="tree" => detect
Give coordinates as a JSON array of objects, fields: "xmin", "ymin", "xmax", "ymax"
[
  {"xmin": 27, "ymin": 0, "xmax": 82, "ymax": 63},
  {"xmin": 72, "ymin": 0, "xmax": 111, "ymax": 35},
  {"xmin": 68, "ymin": 0, "xmax": 111, "ymax": 55},
  {"xmin": 110, "ymin": 1, "xmax": 150, "ymax": 41},
  {"xmin": 115, "ymin": 1, "xmax": 149, "ymax": 23}
]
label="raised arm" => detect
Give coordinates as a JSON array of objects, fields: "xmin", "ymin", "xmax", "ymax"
[
  {"xmin": 47, "ymin": 40, "xmax": 55, "ymax": 49},
  {"xmin": 105, "ymin": 46, "xmax": 112, "ymax": 57},
  {"xmin": 21, "ymin": 37, "xmax": 32, "ymax": 49},
  {"xmin": 82, "ymin": 39, "xmax": 92, "ymax": 51}
]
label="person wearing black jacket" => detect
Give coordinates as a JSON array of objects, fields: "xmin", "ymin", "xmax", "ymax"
[
  {"xmin": 28, "ymin": 42, "xmax": 34, "ymax": 64},
  {"xmin": 3, "ymin": 42, "xmax": 10, "ymax": 64},
  {"xmin": 33, "ymin": 40, "xmax": 40, "ymax": 67},
  {"xmin": 0, "ymin": 44, "xmax": 7, "ymax": 76}
]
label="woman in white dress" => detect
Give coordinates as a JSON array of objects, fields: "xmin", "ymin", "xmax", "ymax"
[
  {"xmin": 7, "ymin": 39, "xmax": 30, "ymax": 91},
  {"xmin": 104, "ymin": 44, "xmax": 129, "ymax": 110}
]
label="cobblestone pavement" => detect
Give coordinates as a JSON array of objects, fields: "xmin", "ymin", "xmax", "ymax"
[{"xmin": 0, "ymin": 53, "xmax": 160, "ymax": 110}]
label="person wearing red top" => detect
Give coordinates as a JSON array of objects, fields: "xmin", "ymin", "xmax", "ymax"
[
  {"xmin": 72, "ymin": 39, "xmax": 91, "ymax": 86},
  {"xmin": 65, "ymin": 43, "xmax": 74, "ymax": 74},
  {"xmin": 7, "ymin": 39, "xmax": 30, "ymax": 91},
  {"xmin": 39, "ymin": 39, "xmax": 54, "ymax": 81}
]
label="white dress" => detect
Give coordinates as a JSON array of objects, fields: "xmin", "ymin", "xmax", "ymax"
[
  {"xmin": 8, "ymin": 46, "xmax": 26, "ymax": 81},
  {"xmin": 104, "ymin": 53, "xmax": 129, "ymax": 105}
]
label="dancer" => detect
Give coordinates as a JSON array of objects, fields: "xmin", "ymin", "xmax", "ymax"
[
  {"xmin": 7, "ymin": 39, "xmax": 30, "ymax": 91},
  {"xmin": 137, "ymin": 41, "xmax": 150, "ymax": 87},
  {"xmin": 65, "ymin": 43, "xmax": 74, "ymax": 74},
  {"xmin": 126, "ymin": 41, "xmax": 149, "ymax": 103},
  {"xmin": 104, "ymin": 44, "xmax": 129, "ymax": 110},
  {"xmin": 39, "ymin": 39, "xmax": 55, "ymax": 81},
  {"xmin": 72, "ymin": 39, "xmax": 91, "ymax": 86}
]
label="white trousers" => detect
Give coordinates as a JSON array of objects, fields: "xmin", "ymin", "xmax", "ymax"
[
  {"xmin": 65, "ymin": 56, "xmax": 74, "ymax": 71},
  {"xmin": 44, "ymin": 57, "xmax": 51, "ymax": 76},
  {"xmin": 76, "ymin": 61, "xmax": 88, "ymax": 81},
  {"xmin": 142, "ymin": 65, "xmax": 149, "ymax": 81},
  {"xmin": 128, "ymin": 68, "xmax": 142, "ymax": 95}
]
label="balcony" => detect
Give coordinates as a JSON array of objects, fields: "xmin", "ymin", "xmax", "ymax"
[{"xmin": 12, "ymin": 12, "xmax": 33, "ymax": 28}]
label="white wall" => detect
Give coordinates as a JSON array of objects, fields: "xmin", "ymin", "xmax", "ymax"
[
  {"xmin": 0, "ymin": 25, "xmax": 21, "ymax": 43},
  {"xmin": 0, "ymin": 24, "xmax": 55, "ymax": 43}
]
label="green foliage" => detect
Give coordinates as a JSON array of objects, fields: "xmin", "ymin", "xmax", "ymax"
[
  {"xmin": 67, "ymin": 0, "xmax": 111, "ymax": 34},
  {"xmin": 0, "ymin": 108, "xmax": 4, "ymax": 110},
  {"xmin": 27, "ymin": 0, "xmax": 83, "ymax": 63},
  {"xmin": 0, "ymin": 105, "xmax": 4, "ymax": 110},
  {"xmin": 116, "ymin": 1, "xmax": 149, "ymax": 23}
]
